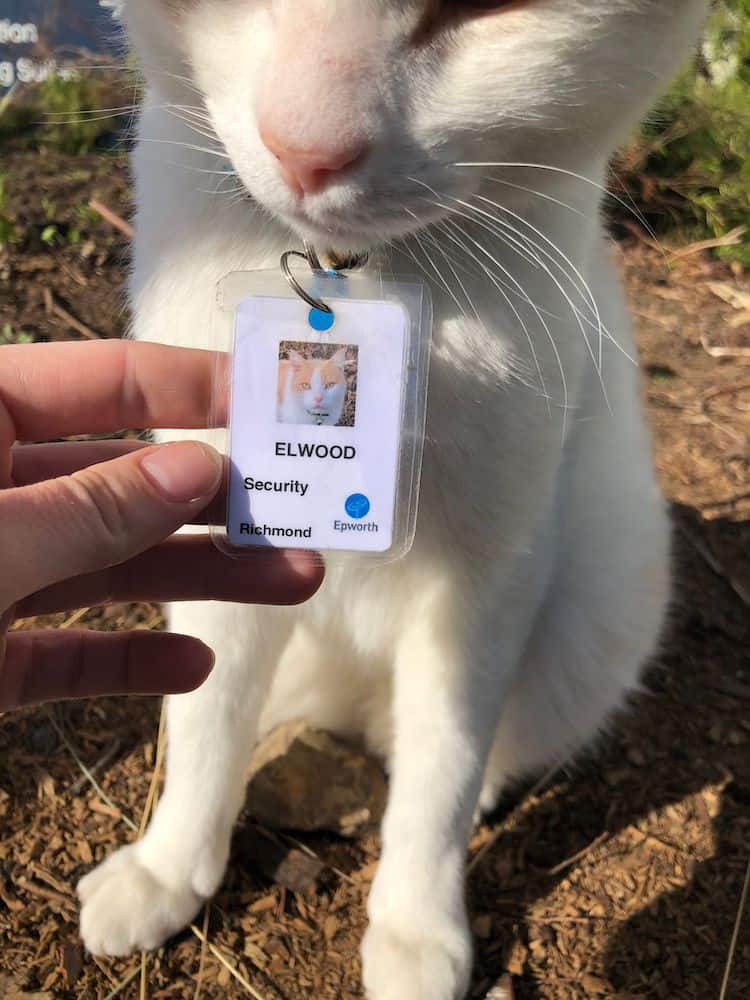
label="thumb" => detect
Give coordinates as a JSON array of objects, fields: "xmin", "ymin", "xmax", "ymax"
[{"xmin": 1, "ymin": 441, "xmax": 223, "ymax": 604}]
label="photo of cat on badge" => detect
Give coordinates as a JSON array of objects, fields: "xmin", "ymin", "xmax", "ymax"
[{"xmin": 277, "ymin": 341, "xmax": 358, "ymax": 427}]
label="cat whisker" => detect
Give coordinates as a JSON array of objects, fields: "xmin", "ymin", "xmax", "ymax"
[
  {"xmin": 415, "ymin": 236, "xmax": 466, "ymax": 315},
  {"xmin": 407, "ymin": 181, "xmax": 563, "ymax": 409},
  {"xmin": 450, "ymin": 199, "xmax": 633, "ymax": 366},
  {"xmin": 41, "ymin": 104, "xmax": 140, "ymax": 121},
  {"xmin": 163, "ymin": 101, "xmax": 211, "ymax": 115},
  {"xmin": 478, "ymin": 196, "xmax": 637, "ymax": 365},
  {"xmin": 404, "ymin": 211, "xmax": 479, "ymax": 283},
  {"xmin": 177, "ymin": 161, "xmax": 238, "ymax": 177},
  {"xmin": 429, "ymin": 204, "xmax": 548, "ymax": 311},
  {"xmin": 450, "ymin": 209, "xmax": 637, "ymax": 365},
  {"xmin": 199, "ymin": 188, "xmax": 247, "ymax": 200},
  {"xmin": 225, "ymin": 189, "xmax": 252, "ymax": 210},
  {"xmin": 396, "ymin": 237, "xmax": 461, "ymax": 314},
  {"xmin": 411, "ymin": 180, "xmax": 559, "ymax": 314},
  {"xmin": 39, "ymin": 97, "xmax": 209, "ymax": 131},
  {"xmin": 138, "ymin": 137, "xmax": 232, "ymax": 161},
  {"xmin": 409, "ymin": 178, "xmax": 541, "ymax": 272},
  {"xmin": 149, "ymin": 67, "xmax": 207, "ymax": 100},
  {"xmin": 417, "ymin": 194, "xmax": 633, "ymax": 367},
  {"xmin": 163, "ymin": 113, "xmax": 214, "ymax": 132},
  {"xmin": 469, "ymin": 193, "xmax": 633, "ymax": 369},
  {"xmin": 473, "ymin": 193, "xmax": 603, "ymax": 338},
  {"xmin": 163, "ymin": 104, "xmax": 215, "ymax": 126},
  {"xmin": 439, "ymin": 216, "xmax": 562, "ymax": 420},
  {"xmin": 451, "ymin": 161, "xmax": 658, "ymax": 244},
  {"xmin": 467, "ymin": 195, "xmax": 603, "ymax": 370},
  {"xmin": 436, "ymin": 218, "xmax": 549, "ymax": 402},
  {"xmin": 477, "ymin": 175, "xmax": 587, "ymax": 219},
  {"xmin": 35, "ymin": 112, "xmax": 134, "ymax": 129},
  {"xmin": 413, "ymin": 180, "xmax": 624, "ymax": 383},
  {"xmin": 414, "ymin": 221, "xmax": 485, "ymax": 328},
  {"xmin": 402, "ymin": 209, "xmax": 471, "ymax": 321},
  {"xmin": 454, "ymin": 194, "xmax": 610, "ymax": 414},
  {"xmin": 163, "ymin": 109, "xmax": 223, "ymax": 147},
  {"xmin": 195, "ymin": 168, "xmax": 244, "ymax": 195}
]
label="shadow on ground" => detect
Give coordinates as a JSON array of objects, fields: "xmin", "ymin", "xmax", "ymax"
[{"xmin": 469, "ymin": 504, "xmax": 750, "ymax": 999}]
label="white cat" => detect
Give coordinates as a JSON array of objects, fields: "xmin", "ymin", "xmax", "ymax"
[{"xmin": 78, "ymin": 3, "xmax": 708, "ymax": 998}]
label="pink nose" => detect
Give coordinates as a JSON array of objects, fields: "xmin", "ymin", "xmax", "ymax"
[
  {"xmin": 314, "ymin": 395, "xmax": 324, "ymax": 404},
  {"xmin": 261, "ymin": 128, "xmax": 367, "ymax": 196}
]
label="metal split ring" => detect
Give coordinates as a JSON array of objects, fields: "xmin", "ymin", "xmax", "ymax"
[
  {"xmin": 280, "ymin": 245, "xmax": 331, "ymax": 314},
  {"xmin": 280, "ymin": 242, "xmax": 369, "ymax": 315}
]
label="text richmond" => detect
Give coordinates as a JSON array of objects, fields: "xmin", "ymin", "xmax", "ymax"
[{"xmin": 239, "ymin": 523, "xmax": 313, "ymax": 539}]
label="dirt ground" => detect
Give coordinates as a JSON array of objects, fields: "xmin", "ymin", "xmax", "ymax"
[{"xmin": 0, "ymin": 150, "xmax": 748, "ymax": 1000}]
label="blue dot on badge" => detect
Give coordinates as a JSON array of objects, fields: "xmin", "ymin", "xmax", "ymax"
[
  {"xmin": 345, "ymin": 493, "xmax": 370, "ymax": 519},
  {"xmin": 308, "ymin": 308, "xmax": 334, "ymax": 332}
]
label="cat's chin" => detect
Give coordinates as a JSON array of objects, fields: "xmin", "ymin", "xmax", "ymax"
[
  {"xmin": 249, "ymin": 179, "xmax": 462, "ymax": 256},
  {"xmin": 272, "ymin": 202, "xmax": 443, "ymax": 257},
  {"xmin": 286, "ymin": 218, "xmax": 383, "ymax": 257}
]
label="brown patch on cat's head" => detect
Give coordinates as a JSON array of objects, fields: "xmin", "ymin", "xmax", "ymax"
[
  {"xmin": 287, "ymin": 352, "xmax": 315, "ymax": 392},
  {"xmin": 320, "ymin": 349, "xmax": 347, "ymax": 386},
  {"xmin": 414, "ymin": 0, "xmax": 531, "ymax": 45},
  {"xmin": 287, "ymin": 350, "xmax": 346, "ymax": 393}
]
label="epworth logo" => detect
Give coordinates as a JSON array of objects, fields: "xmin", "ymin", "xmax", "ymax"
[{"xmin": 0, "ymin": 0, "xmax": 120, "ymax": 90}]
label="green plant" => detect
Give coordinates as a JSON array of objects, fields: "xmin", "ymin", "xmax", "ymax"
[
  {"xmin": 41, "ymin": 197, "xmax": 57, "ymax": 220},
  {"xmin": 41, "ymin": 224, "xmax": 60, "ymax": 246},
  {"xmin": 0, "ymin": 175, "xmax": 17, "ymax": 247},
  {"xmin": 614, "ymin": 0, "xmax": 750, "ymax": 265},
  {"xmin": 0, "ymin": 72, "xmax": 129, "ymax": 154},
  {"xmin": 35, "ymin": 74, "xmax": 121, "ymax": 155},
  {"xmin": 0, "ymin": 324, "xmax": 33, "ymax": 345},
  {"xmin": 75, "ymin": 202, "xmax": 100, "ymax": 225}
]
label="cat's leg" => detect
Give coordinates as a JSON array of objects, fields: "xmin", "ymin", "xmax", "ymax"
[
  {"xmin": 478, "ymin": 430, "xmax": 671, "ymax": 817},
  {"xmin": 260, "ymin": 623, "xmax": 393, "ymax": 756},
  {"xmin": 78, "ymin": 602, "xmax": 291, "ymax": 957},
  {"xmin": 361, "ymin": 591, "xmax": 533, "ymax": 1000},
  {"xmin": 260, "ymin": 622, "xmax": 361, "ymax": 738}
]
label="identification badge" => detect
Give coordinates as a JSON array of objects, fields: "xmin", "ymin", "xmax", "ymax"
[{"xmin": 211, "ymin": 260, "xmax": 432, "ymax": 563}]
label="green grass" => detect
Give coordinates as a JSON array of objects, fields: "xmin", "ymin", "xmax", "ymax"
[
  {"xmin": 0, "ymin": 324, "xmax": 33, "ymax": 345},
  {"xmin": 0, "ymin": 72, "xmax": 130, "ymax": 155},
  {"xmin": 614, "ymin": 0, "xmax": 750, "ymax": 265},
  {"xmin": 40, "ymin": 224, "xmax": 60, "ymax": 247},
  {"xmin": 0, "ymin": 175, "xmax": 17, "ymax": 247}
]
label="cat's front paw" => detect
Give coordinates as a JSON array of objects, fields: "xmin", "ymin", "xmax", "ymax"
[
  {"xmin": 78, "ymin": 844, "xmax": 204, "ymax": 957},
  {"xmin": 361, "ymin": 918, "xmax": 472, "ymax": 1000}
]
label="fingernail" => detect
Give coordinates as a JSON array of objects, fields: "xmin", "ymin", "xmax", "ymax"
[
  {"xmin": 140, "ymin": 443, "xmax": 222, "ymax": 503},
  {"xmin": 283, "ymin": 549, "xmax": 325, "ymax": 595},
  {"xmin": 284, "ymin": 549, "xmax": 321, "ymax": 575}
]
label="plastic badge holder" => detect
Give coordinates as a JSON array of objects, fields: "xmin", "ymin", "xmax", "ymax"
[{"xmin": 210, "ymin": 266, "xmax": 432, "ymax": 565}]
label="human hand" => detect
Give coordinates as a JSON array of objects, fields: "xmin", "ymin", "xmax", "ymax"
[{"xmin": 0, "ymin": 340, "xmax": 323, "ymax": 711}]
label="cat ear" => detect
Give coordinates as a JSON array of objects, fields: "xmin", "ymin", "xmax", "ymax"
[
  {"xmin": 330, "ymin": 348, "xmax": 347, "ymax": 369},
  {"xmin": 287, "ymin": 349, "xmax": 305, "ymax": 368}
]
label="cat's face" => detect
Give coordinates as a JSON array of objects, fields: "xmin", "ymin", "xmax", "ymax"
[
  {"xmin": 125, "ymin": 0, "xmax": 706, "ymax": 252},
  {"xmin": 286, "ymin": 349, "xmax": 348, "ymax": 423}
]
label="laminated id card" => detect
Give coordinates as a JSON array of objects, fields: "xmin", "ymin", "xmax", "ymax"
[{"xmin": 210, "ymin": 261, "xmax": 431, "ymax": 564}]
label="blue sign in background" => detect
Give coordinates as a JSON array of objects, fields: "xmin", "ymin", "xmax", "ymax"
[{"xmin": 0, "ymin": 0, "xmax": 120, "ymax": 90}]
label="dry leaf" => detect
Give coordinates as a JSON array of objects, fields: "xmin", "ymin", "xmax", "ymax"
[
  {"xmin": 87, "ymin": 797, "xmax": 121, "ymax": 819},
  {"xmin": 486, "ymin": 975, "xmax": 515, "ymax": 1000},
  {"xmin": 34, "ymin": 769, "xmax": 56, "ymax": 802},
  {"xmin": 323, "ymin": 915, "xmax": 339, "ymax": 941},
  {"xmin": 706, "ymin": 280, "xmax": 750, "ymax": 311}
]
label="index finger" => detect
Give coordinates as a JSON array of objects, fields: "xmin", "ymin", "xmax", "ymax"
[{"xmin": 0, "ymin": 341, "xmax": 227, "ymax": 453}]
